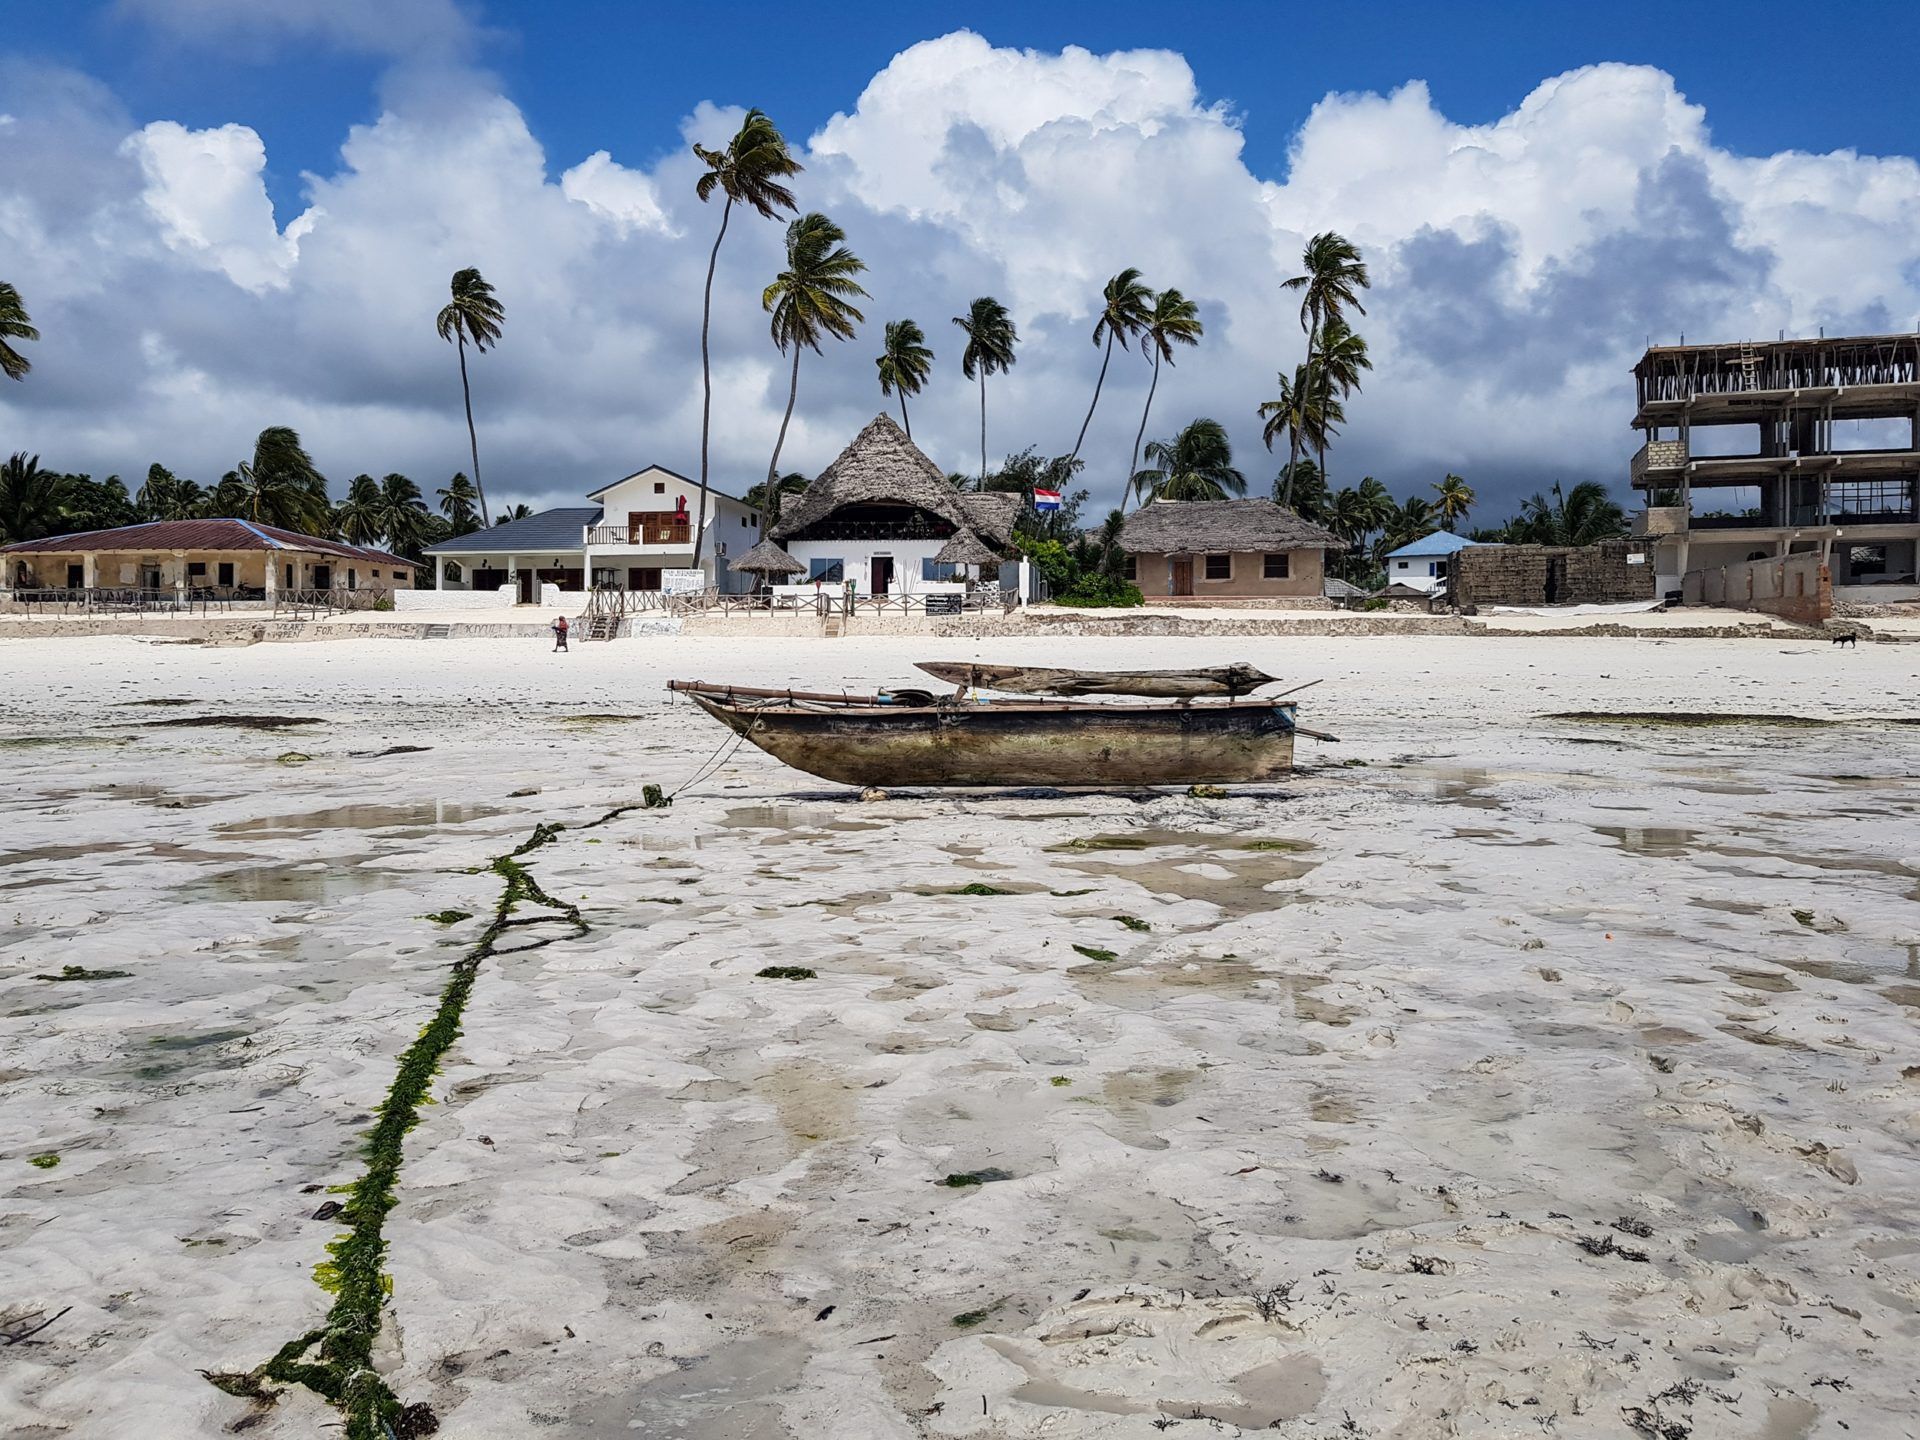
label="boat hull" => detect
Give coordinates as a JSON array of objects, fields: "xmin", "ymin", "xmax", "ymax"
[{"xmin": 692, "ymin": 694, "xmax": 1297, "ymax": 788}]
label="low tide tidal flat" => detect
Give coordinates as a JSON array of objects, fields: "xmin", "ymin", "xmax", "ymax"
[{"xmin": 2, "ymin": 631, "xmax": 1918, "ymax": 1439}]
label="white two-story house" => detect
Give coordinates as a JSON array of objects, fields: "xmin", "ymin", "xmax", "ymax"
[{"xmin": 424, "ymin": 465, "xmax": 761, "ymax": 602}]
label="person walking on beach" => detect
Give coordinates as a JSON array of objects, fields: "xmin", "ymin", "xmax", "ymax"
[{"xmin": 551, "ymin": 614, "xmax": 569, "ymax": 652}]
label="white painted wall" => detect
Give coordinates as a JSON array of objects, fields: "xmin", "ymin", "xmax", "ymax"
[
  {"xmin": 1387, "ymin": 557, "xmax": 1445, "ymax": 593},
  {"xmin": 783, "ymin": 538, "xmax": 962, "ymax": 595},
  {"xmin": 396, "ymin": 587, "xmax": 511, "ymax": 611}
]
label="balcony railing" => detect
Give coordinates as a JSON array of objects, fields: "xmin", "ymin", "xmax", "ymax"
[{"xmin": 584, "ymin": 522, "xmax": 693, "ymax": 548}]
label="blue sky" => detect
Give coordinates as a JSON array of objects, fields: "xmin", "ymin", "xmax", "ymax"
[
  {"xmin": 15, "ymin": 1, "xmax": 1918, "ymax": 221},
  {"xmin": 4, "ymin": 1, "xmax": 1918, "ymax": 514}
]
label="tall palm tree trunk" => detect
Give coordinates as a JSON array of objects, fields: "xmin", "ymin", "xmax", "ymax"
[
  {"xmin": 457, "ymin": 336, "xmax": 489, "ymax": 529},
  {"xmin": 767, "ymin": 346, "xmax": 803, "ymax": 488},
  {"xmin": 1069, "ymin": 333, "xmax": 1116, "ymax": 466},
  {"xmin": 899, "ymin": 388, "xmax": 910, "ymax": 440},
  {"xmin": 1128, "ymin": 350, "xmax": 1163, "ymax": 511},
  {"xmin": 1286, "ymin": 319, "xmax": 1319, "ymax": 507},
  {"xmin": 978, "ymin": 370, "xmax": 988, "ymax": 487},
  {"xmin": 694, "ymin": 195, "xmax": 734, "ymax": 565}
]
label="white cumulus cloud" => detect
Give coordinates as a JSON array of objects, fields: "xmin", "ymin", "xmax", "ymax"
[
  {"xmin": 2, "ymin": 35, "xmax": 1916, "ymax": 522},
  {"xmin": 120, "ymin": 121, "xmax": 305, "ymax": 292}
]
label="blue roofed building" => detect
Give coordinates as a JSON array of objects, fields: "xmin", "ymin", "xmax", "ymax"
[{"xmin": 1382, "ymin": 531, "xmax": 1479, "ymax": 594}]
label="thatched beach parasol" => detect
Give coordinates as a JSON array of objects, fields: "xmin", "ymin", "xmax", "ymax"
[
  {"xmin": 933, "ymin": 529, "xmax": 1002, "ymax": 567},
  {"xmin": 730, "ymin": 538, "xmax": 807, "ymax": 576}
]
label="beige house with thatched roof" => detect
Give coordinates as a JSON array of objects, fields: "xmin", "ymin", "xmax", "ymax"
[
  {"xmin": 1117, "ymin": 499, "xmax": 1342, "ymax": 599},
  {"xmin": 751, "ymin": 414, "xmax": 1026, "ymax": 599}
]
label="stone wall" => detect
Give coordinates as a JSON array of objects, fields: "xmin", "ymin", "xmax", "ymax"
[
  {"xmin": 1683, "ymin": 551, "xmax": 1831, "ymax": 625},
  {"xmin": 1454, "ymin": 541, "xmax": 1655, "ymax": 610}
]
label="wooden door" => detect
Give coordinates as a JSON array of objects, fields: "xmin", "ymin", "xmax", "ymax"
[
  {"xmin": 1170, "ymin": 557, "xmax": 1194, "ymax": 596},
  {"xmin": 870, "ymin": 556, "xmax": 894, "ymax": 595}
]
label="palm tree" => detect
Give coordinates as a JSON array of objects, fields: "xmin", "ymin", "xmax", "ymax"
[
  {"xmin": 1280, "ymin": 233, "xmax": 1370, "ymax": 494},
  {"xmin": 874, "ymin": 319, "xmax": 934, "ymax": 438},
  {"xmin": 693, "ymin": 109, "xmax": 803, "ymax": 564},
  {"xmin": 1069, "ymin": 268, "xmax": 1153, "ymax": 469},
  {"xmin": 743, "ymin": 470, "xmax": 810, "ymax": 526},
  {"xmin": 435, "ymin": 268, "xmax": 505, "ymax": 530},
  {"xmin": 137, "ymin": 463, "xmax": 203, "ymax": 521},
  {"xmin": 1276, "ymin": 460, "xmax": 1330, "ymax": 523},
  {"xmin": 1516, "ymin": 481, "xmax": 1628, "ymax": 545},
  {"xmin": 495, "ymin": 503, "xmax": 533, "ymax": 525},
  {"xmin": 0, "ymin": 453, "xmax": 66, "ymax": 543},
  {"xmin": 203, "ymin": 472, "xmax": 248, "ymax": 519},
  {"xmin": 0, "ymin": 283, "xmax": 39, "ymax": 382},
  {"xmin": 1379, "ymin": 495, "xmax": 1440, "ymax": 560},
  {"xmin": 1128, "ymin": 418, "xmax": 1247, "ymax": 504},
  {"xmin": 1309, "ymin": 316, "xmax": 1371, "ymax": 484},
  {"xmin": 952, "ymin": 297, "xmax": 1018, "ymax": 486},
  {"xmin": 1433, "ymin": 472, "xmax": 1475, "ymax": 532},
  {"xmin": 1353, "ymin": 476, "xmax": 1397, "ymax": 538},
  {"xmin": 233, "ymin": 426, "xmax": 328, "ymax": 533},
  {"xmin": 376, "ymin": 473, "xmax": 431, "ymax": 555},
  {"xmin": 1127, "ymin": 288, "xmax": 1203, "ymax": 507},
  {"xmin": 761, "ymin": 212, "xmax": 868, "ymax": 487},
  {"xmin": 1259, "ymin": 364, "xmax": 1343, "ymax": 500},
  {"xmin": 335, "ymin": 474, "xmax": 384, "ymax": 546},
  {"xmin": 437, "ymin": 472, "xmax": 480, "ymax": 535}
]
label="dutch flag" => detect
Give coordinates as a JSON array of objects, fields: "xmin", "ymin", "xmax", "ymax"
[{"xmin": 1032, "ymin": 488, "xmax": 1062, "ymax": 512}]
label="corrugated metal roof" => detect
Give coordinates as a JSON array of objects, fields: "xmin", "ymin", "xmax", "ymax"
[
  {"xmin": 1384, "ymin": 531, "xmax": 1478, "ymax": 559},
  {"xmin": 0, "ymin": 519, "xmax": 414, "ymax": 567},
  {"xmin": 421, "ymin": 507, "xmax": 601, "ymax": 555}
]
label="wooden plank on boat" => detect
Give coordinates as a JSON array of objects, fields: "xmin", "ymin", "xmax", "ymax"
[{"xmin": 915, "ymin": 661, "xmax": 1279, "ymax": 698}]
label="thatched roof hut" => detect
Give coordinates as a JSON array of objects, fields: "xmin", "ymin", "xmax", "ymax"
[
  {"xmin": 730, "ymin": 538, "xmax": 807, "ymax": 575},
  {"xmin": 933, "ymin": 530, "xmax": 1002, "ymax": 567},
  {"xmin": 1118, "ymin": 499, "xmax": 1343, "ymax": 555},
  {"xmin": 771, "ymin": 413, "xmax": 1021, "ymax": 554}
]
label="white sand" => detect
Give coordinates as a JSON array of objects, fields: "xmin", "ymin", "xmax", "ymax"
[{"xmin": 2, "ymin": 631, "xmax": 1918, "ymax": 1438}]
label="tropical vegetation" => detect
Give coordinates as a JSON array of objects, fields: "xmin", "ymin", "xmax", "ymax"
[
  {"xmin": 435, "ymin": 267, "xmax": 505, "ymax": 530},
  {"xmin": 1128, "ymin": 289, "xmax": 1203, "ymax": 501},
  {"xmin": 1128, "ymin": 417, "xmax": 1246, "ymax": 504},
  {"xmin": 762, "ymin": 212, "xmax": 868, "ymax": 486},
  {"xmin": 1, "ymin": 282, "xmax": 39, "ymax": 382},
  {"xmin": 1068, "ymin": 268, "xmax": 1153, "ymax": 468},
  {"xmin": 951, "ymin": 296, "xmax": 1017, "ymax": 486},
  {"xmin": 1276, "ymin": 233, "xmax": 1371, "ymax": 501},
  {"xmin": 874, "ymin": 319, "xmax": 933, "ymax": 438},
  {"xmin": 692, "ymin": 108, "xmax": 803, "ymax": 562}
]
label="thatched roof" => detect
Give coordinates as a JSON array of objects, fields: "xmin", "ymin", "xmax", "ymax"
[
  {"xmin": 1118, "ymin": 499, "xmax": 1343, "ymax": 554},
  {"xmin": 771, "ymin": 414, "xmax": 1019, "ymax": 552},
  {"xmin": 730, "ymin": 538, "xmax": 807, "ymax": 575},
  {"xmin": 934, "ymin": 530, "xmax": 1001, "ymax": 566}
]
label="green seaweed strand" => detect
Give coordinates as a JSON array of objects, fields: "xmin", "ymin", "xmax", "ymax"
[{"xmin": 206, "ymin": 804, "xmax": 643, "ymax": 1437}]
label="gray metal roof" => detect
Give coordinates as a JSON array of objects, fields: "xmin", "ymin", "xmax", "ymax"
[{"xmin": 423, "ymin": 507, "xmax": 601, "ymax": 555}]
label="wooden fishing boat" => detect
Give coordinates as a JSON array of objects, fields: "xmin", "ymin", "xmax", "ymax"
[
  {"xmin": 670, "ymin": 680, "xmax": 1329, "ymax": 788},
  {"xmin": 914, "ymin": 660, "xmax": 1278, "ymax": 698}
]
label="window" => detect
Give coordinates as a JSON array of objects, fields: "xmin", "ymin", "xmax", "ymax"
[
  {"xmin": 1121, "ymin": 555, "xmax": 1137, "ymax": 581},
  {"xmin": 1204, "ymin": 553, "xmax": 1231, "ymax": 581},
  {"xmin": 808, "ymin": 557, "xmax": 844, "ymax": 583},
  {"xmin": 1395, "ymin": 560, "xmax": 1409, "ymax": 570},
  {"xmin": 444, "ymin": 561, "xmax": 463, "ymax": 582},
  {"xmin": 1846, "ymin": 544, "xmax": 1887, "ymax": 576},
  {"xmin": 347, "ymin": 569, "xmax": 358, "ymax": 591},
  {"xmin": 653, "ymin": 481, "xmax": 666, "ymax": 494},
  {"xmin": 741, "ymin": 515, "xmax": 749, "ymax": 527},
  {"xmin": 1427, "ymin": 562, "xmax": 1437, "ymax": 577},
  {"xmin": 187, "ymin": 561, "xmax": 208, "ymax": 577},
  {"xmin": 1263, "ymin": 553, "xmax": 1289, "ymax": 580},
  {"xmin": 921, "ymin": 558, "xmax": 962, "ymax": 582},
  {"xmin": 218, "ymin": 562, "xmax": 235, "ymax": 587}
]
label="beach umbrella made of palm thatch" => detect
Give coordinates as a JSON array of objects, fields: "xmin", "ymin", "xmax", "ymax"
[
  {"xmin": 731, "ymin": 538, "xmax": 807, "ymax": 575},
  {"xmin": 933, "ymin": 529, "xmax": 1001, "ymax": 567}
]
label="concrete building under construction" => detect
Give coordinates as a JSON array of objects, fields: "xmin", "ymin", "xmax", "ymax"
[{"xmin": 1629, "ymin": 332, "xmax": 1920, "ymax": 605}]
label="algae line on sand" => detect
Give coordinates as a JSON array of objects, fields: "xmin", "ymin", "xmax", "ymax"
[{"xmin": 205, "ymin": 802, "xmax": 653, "ymax": 1437}]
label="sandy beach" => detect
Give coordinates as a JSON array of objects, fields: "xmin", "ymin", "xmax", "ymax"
[{"xmin": 3, "ymin": 630, "xmax": 1919, "ymax": 1439}]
